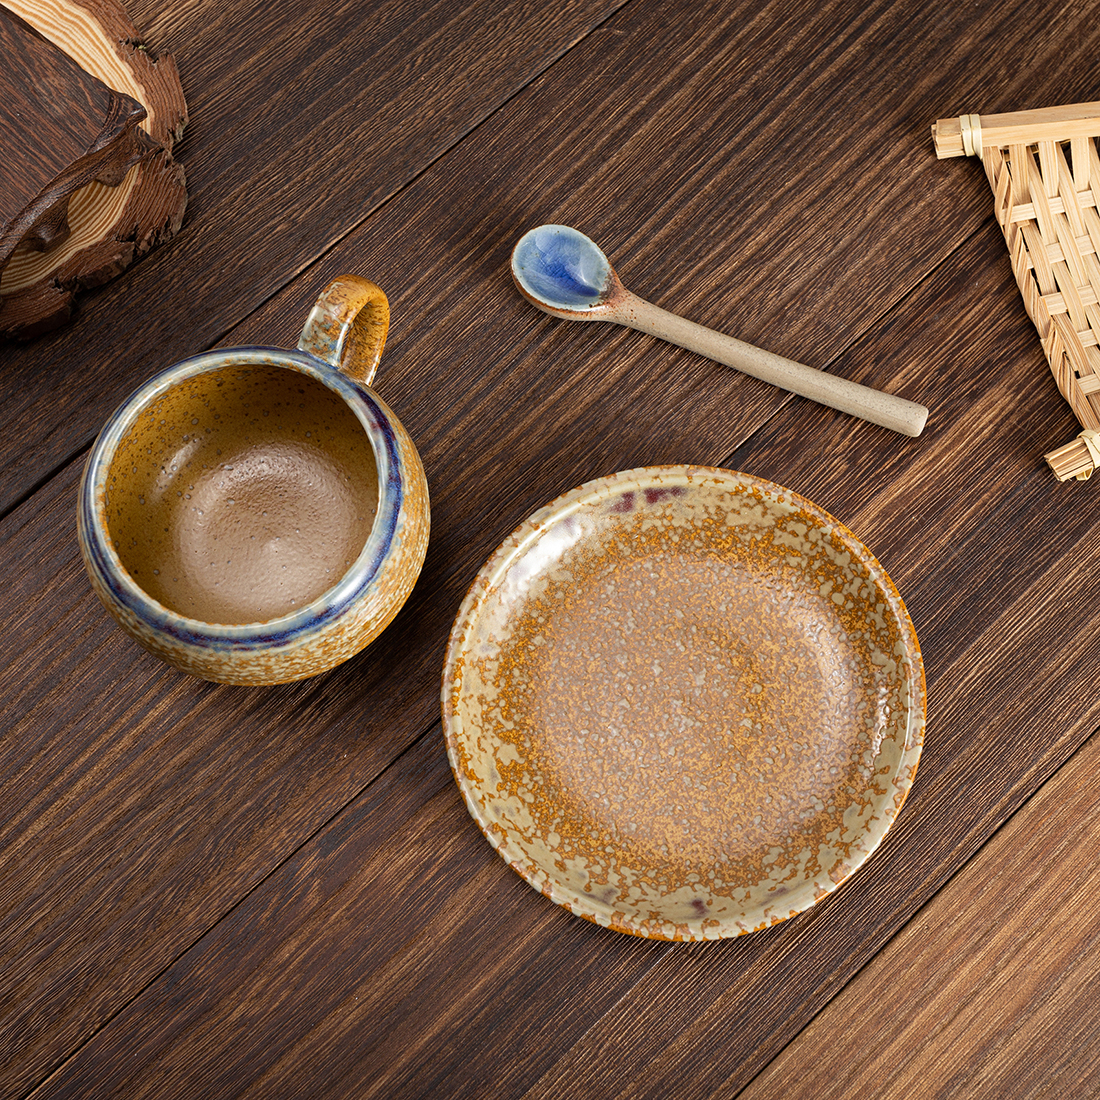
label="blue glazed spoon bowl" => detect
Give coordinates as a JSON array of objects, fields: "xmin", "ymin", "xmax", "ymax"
[{"xmin": 511, "ymin": 224, "xmax": 927, "ymax": 437}]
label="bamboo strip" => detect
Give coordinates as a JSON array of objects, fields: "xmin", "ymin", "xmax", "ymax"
[{"xmin": 933, "ymin": 102, "xmax": 1100, "ymax": 158}]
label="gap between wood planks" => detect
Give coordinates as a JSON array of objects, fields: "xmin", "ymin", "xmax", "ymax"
[{"xmin": 27, "ymin": 713, "xmax": 444, "ymax": 1095}]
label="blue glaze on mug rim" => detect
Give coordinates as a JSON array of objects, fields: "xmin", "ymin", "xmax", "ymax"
[
  {"xmin": 79, "ymin": 346, "xmax": 404, "ymax": 652},
  {"xmin": 511, "ymin": 224, "xmax": 611, "ymax": 311}
]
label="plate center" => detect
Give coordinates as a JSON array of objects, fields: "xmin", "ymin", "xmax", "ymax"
[{"xmin": 523, "ymin": 552, "xmax": 874, "ymax": 869}]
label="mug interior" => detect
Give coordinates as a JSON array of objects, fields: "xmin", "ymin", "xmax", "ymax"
[{"xmin": 103, "ymin": 362, "xmax": 379, "ymax": 625}]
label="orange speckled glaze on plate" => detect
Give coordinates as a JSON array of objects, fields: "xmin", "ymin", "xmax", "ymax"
[{"xmin": 441, "ymin": 465, "xmax": 924, "ymax": 941}]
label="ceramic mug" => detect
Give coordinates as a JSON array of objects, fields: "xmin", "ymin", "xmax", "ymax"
[{"xmin": 78, "ymin": 274, "xmax": 430, "ymax": 685}]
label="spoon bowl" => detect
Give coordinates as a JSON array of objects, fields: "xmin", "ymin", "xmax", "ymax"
[
  {"xmin": 511, "ymin": 223, "xmax": 618, "ymax": 316},
  {"xmin": 510, "ymin": 224, "xmax": 928, "ymax": 437}
]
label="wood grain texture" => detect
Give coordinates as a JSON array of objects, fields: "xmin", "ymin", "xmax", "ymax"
[
  {"xmin": 0, "ymin": 6, "xmax": 150, "ymax": 264},
  {"xmin": 0, "ymin": 0, "xmax": 187, "ymax": 337},
  {"xmin": 4, "ymin": 0, "xmax": 1100, "ymax": 1097},
  {"xmin": 0, "ymin": 0, "xmax": 628, "ymax": 510},
  {"xmin": 738, "ymin": 728, "xmax": 1100, "ymax": 1099},
  {"xmin": 9, "ymin": 136, "xmax": 1096, "ymax": 1100},
  {"xmin": 19, "ymin": 729, "xmax": 669, "ymax": 1099},
  {"xmin": 0, "ymin": 458, "xmax": 452, "ymax": 1097}
]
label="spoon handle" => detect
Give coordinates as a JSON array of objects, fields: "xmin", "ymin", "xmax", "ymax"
[{"xmin": 611, "ymin": 291, "xmax": 928, "ymax": 437}]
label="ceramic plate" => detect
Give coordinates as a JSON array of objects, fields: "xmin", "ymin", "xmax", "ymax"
[{"xmin": 441, "ymin": 466, "xmax": 924, "ymax": 941}]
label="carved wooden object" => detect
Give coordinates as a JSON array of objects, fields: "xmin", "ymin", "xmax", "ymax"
[
  {"xmin": 0, "ymin": 7, "xmax": 156, "ymax": 269},
  {"xmin": 0, "ymin": 0, "xmax": 188, "ymax": 338}
]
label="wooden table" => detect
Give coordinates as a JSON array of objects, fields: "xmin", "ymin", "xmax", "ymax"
[{"xmin": 4, "ymin": 0, "xmax": 1100, "ymax": 1096}]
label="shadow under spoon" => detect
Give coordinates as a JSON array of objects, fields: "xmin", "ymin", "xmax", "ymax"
[{"xmin": 510, "ymin": 224, "xmax": 928, "ymax": 438}]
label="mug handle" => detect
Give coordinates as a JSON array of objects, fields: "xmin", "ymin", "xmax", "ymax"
[{"xmin": 297, "ymin": 274, "xmax": 390, "ymax": 387}]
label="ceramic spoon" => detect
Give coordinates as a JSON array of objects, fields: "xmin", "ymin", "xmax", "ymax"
[{"xmin": 511, "ymin": 224, "xmax": 928, "ymax": 437}]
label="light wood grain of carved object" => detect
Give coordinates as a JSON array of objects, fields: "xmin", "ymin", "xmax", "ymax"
[
  {"xmin": 0, "ymin": 7, "xmax": 157, "ymax": 269},
  {"xmin": 0, "ymin": 0, "xmax": 188, "ymax": 338}
]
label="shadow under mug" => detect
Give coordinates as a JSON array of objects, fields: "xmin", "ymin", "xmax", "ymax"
[{"xmin": 78, "ymin": 274, "xmax": 430, "ymax": 685}]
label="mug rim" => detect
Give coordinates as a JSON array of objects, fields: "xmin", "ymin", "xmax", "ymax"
[{"xmin": 79, "ymin": 345, "xmax": 405, "ymax": 650}]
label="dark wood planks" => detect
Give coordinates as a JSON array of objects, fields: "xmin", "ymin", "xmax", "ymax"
[
  {"xmin": 17, "ymin": 728, "xmax": 668, "ymax": 1098},
  {"xmin": 13, "ymin": 110, "xmax": 1097, "ymax": 1100},
  {"xmin": 26, "ymin": 223, "xmax": 1100, "ymax": 1095},
  {"xmin": 5, "ymin": 0, "xmax": 1100, "ymax": 1096},
  {"xmin": 739, "ymin": 727, "xmax": 1100, "ymax": 1099}
]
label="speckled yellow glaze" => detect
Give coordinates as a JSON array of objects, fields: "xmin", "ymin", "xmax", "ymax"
[
  {"xmin": 78, "ymin": 276, "xmax": 430, "ymax": 685},
  {"xmin": 441, "ymin": 466, "xmax": 924, "ymax": 941}
]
